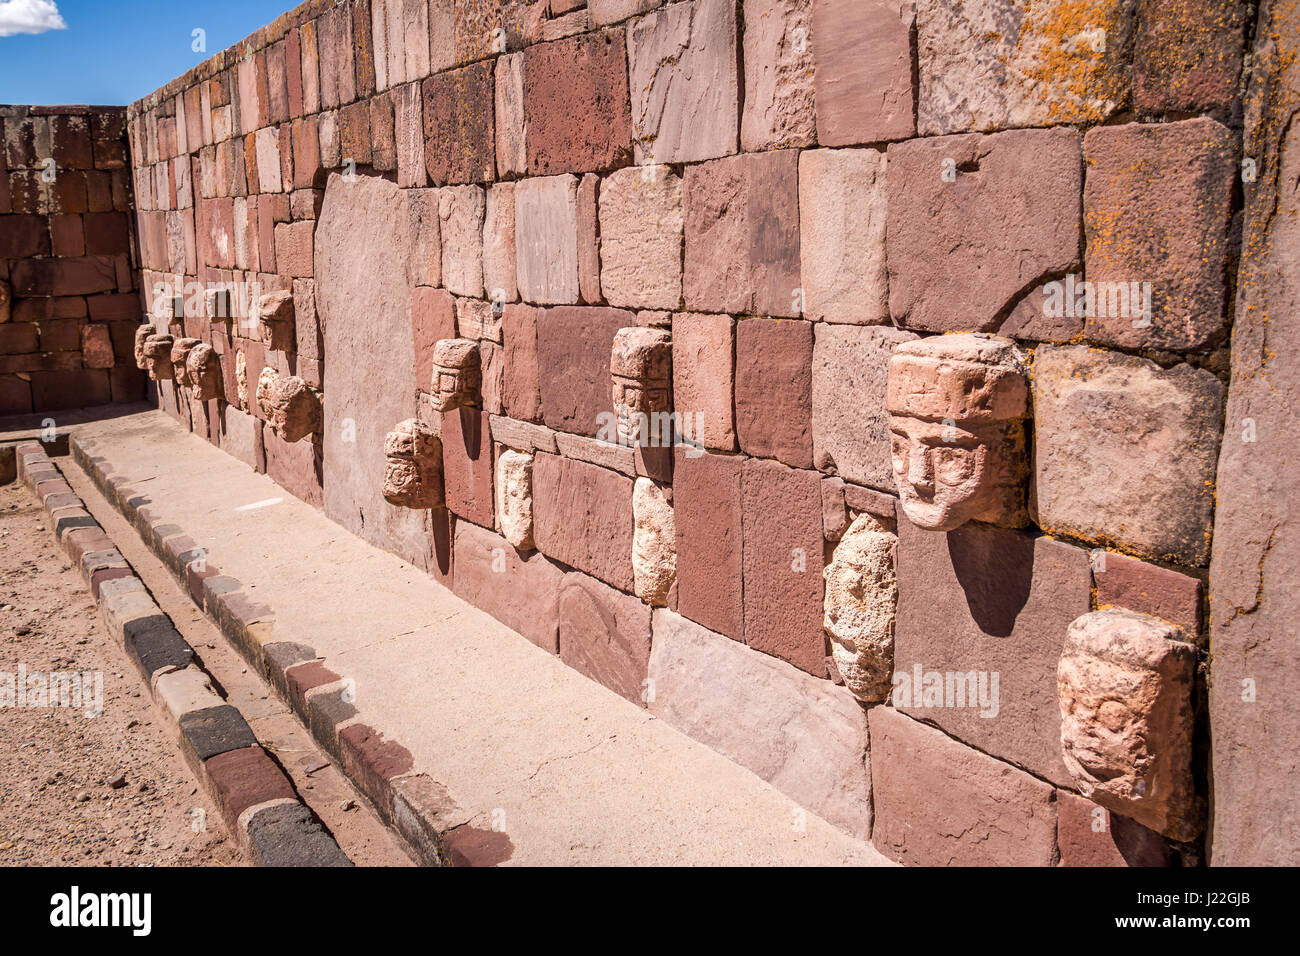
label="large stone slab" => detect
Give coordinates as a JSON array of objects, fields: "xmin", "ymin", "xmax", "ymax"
[
  {"xmin": 671, "ymin": 311, "xmax": 735, "ymax": 451},
  {"xmin": 869, "ymin": 706, "xmax": 1058, "ymax": 866},
  {"xmin": 812, "ymin": 0, "xmax": 915, "ymax": 145},
  {"xmin": 1132, "ymin": 0, "xmax": 1248, "ymax": 113},
  {"xmin": 536, "ymin": 306, "xmax": 631, "ymax": 436},
  {"xmin": 597, "ymin": 165, "xmax": 683, "ymax": 310},
  {"xmin": 315, "ymin": 171, "xmax": 433, "ymax": 569},
  {"xmin": 672, "ymin": 446, "xmax": 743, "ymax": 639},
  {"xmin": 734, "ymin": 317, "xmax": 812, "ymax": 468},
  {"xmin": 812, "ymin": 324, "xmax": 916, "ymax": 492},
  {"xmin": 886, "ymin": 127, "xmax": 1082, "ymax": 333},
  {"xmin": 741, "ymin": 0, "xmax": 815, "ymax": 151},
  {"xmin": 649, "ymin": 609, "xmax": 871, "ymax": 839},
  {"xmin": 895, "ymin": 518, "xmax": 1091, "ymax": 787},
  {"xmin": 558, "ymin": 570, "xmax": 653, "ymax": 705},
  {"xmin": 453, "ymin": 520, "xmax": 562, "ymax": 652},
  {"xmin": 515, "ymin": 174, "xmax": 580, "ymax": 305},
  {"xmin": 1032, "ymin": 345, "xmax": 1225, "ymax": 567},
  {"xmin": 532, "ymin": 452, "xmax": 635, "ymax": 591}
]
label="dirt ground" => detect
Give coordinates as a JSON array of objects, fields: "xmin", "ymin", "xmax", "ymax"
[{"xmin": 0, "ymin": 478, "xmax": 244, "ymax": 866}]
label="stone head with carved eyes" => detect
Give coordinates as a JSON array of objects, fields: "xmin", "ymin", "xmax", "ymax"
[{"xmin": 886, "ymin": 334, "xmax": 1030, "ymax": 532}]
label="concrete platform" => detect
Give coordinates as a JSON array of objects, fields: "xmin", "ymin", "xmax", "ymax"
[{"xmin": 68, "ymin": 408, "xmax": 889, "ymax": 866}]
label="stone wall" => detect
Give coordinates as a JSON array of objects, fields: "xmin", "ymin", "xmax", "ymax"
[
  {"xmin": 0, "ymin": 105, "xmax": 144, "ymax": 413},
  {"xmin": 122, "ymin": 0, "xmax": 1294, "ymax": 865}
]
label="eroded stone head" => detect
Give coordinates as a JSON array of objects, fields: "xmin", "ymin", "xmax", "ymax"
[
  {"xmin": 142, "ymin": 334, "xmax": 175, "ymax": 381},
  {"xmin": 823, "ymin": 513, "xmax": 898, "ymax": 703},
  {"xmin": 170, "ymin": 337, "xmax": 201, "ymax": 388},
  {"xmin": 383, "ymin": 418, "xmax": 444, "ymax": 509},
  {"xmin": 257, "ymin": 288, "xmax": 296, "ymax": 351},
  {"xmin": 430, "ymin": 338, "xmax": 481, "ymax": 413},
  {"xmin": 886, "ymin": 333, "xmax": 1029, "ymax": 531},
  {"xmin": 256, "ymin": 367, "xmax": 321, "ymax": 443},
  {"xmin": 133, "ymin": 324, "xmax": 154, "ymax": 370},
  {"xmin": 187, "ymin": 343, "xmax": 223, "ymax": 402},
  {"xmin": 1058, "ymin": 608, "xmax": 1200, "ymax": 841},
  {"xmin": 610, "ymin": 327, "xmax": 672, "ymax": 446},
  {"xmin": 0, "ymin": 279, "xmax": 11, "ymax": 324}
]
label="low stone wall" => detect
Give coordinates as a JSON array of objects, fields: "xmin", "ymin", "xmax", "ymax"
[
  {"xmin": 0, "ymin": 105, "xmax": 145, "ymax": 413},
  {"xmin": 119, "ymin": 0, "xmax": 1295, "ymax": 865}
]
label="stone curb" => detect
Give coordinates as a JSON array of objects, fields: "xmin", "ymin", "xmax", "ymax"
[
  {"xmin": 70, "ymin": 437, "xmax": 459, "ymax": 866},
  {"xmin": 16, "ymin": 442, "xmax": 352, "ymax": 868}
]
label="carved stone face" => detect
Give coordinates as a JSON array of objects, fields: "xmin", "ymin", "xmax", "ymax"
[
  {"xmin": 256, "ymin": 367, "xmax": 321, "ymax": 442},
  {"xmin": 382, "ymin": 418, "xmax": 444, "ymax": 509},
  {"xmin": 610, "ymin": 327, "xmax": 672, "ymax": 446},
  {"xmin": 187, "ymin": 343, "xmax": 223, "ymax": 402},
  {"xmin": 430, "ymin": 338, "xmax": 481, "ymax": 413},
  {"xmin": 0, "ymin": 279, "xmax": 11, "ymax": 324},
  {"xmin": 886, "ymin": 334, "xmax": 1029, "ymax": 532},
  {"xmin": 142, "ymin": 334, "xmax": 175, "ymax": 381},
  {"xmin": 134, "ymin": 324, "xmax": 154, "ymax": 370},
  {"xmin": 170, "ymin": 337, "xmax": 201, "ymax": 388}
]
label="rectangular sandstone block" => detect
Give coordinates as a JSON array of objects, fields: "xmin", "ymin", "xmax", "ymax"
[
  {"xmin": 672, "ymin": 446, "xmax": 742, "ymax": 640},
  {"xmin": 532, "ymin": 452, "xmax": 634, "ymax": 591},
  {"xmin": 515, "ymin": 174, "xmax": 580, "ymax": 305},
  {"xmin": 869, "ymin": 706, "xmax": 1058, "ymax": 866},
  {"xmin": 421, "ymin": 60, "xmax": 495, "ymax": 185},
  {"xmin": 536, "ymin": 305, "xmax": 631, "ymax": 437},
  {"xmin": 441, "ymin": 407, "xmax": 494, "ymax": 528},
  {"xmin": 671, "ymin": 312, "xmax": 735, "ymax": 451},
  {"xmin": 813, "ymin": 0, "xmax": 915, "ymax": 145},
  {"xmin": 734, "ymin": 317, "xmax": 812, "ymax": 468},
  {"xmin": 453, "ymin": 520, "xmax": 562, "ymax": 653},
  {"xmin": 649, "ymin": 608, "xmax": 871, "ymax": 838},
  {"xmin": 559, "ymin": 570, "xmax": 652, "ymax": 705}
]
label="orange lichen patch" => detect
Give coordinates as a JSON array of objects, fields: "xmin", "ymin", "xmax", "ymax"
[{"xmin": 1014, "ymin": 0, "xmax": 1132, "ymax": 122}]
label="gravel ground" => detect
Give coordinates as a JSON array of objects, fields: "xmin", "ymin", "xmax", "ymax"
[{"xmin": 0, "ymin": 478, "xmax": 244, "ymax": 866}]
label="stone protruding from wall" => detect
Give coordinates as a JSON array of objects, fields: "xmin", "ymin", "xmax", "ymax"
[
  {"xmin": 133, "ymin": 324, "xmax": 153, "ymax": 370},
  {"xmin": 142, "ymin": 334, "xmax": 174, "ymax": 381},
  {"xmin": 187, "ymin": 343, "xmax": 222, "ymax": 402},
  {"xmin": 823, "ymin": 513, "xmax": 897, "ymax": 704},
  {"xmin": 430, "ymin": 337, "xmax": 481, "ymax": 412},
  {"xmin": 170, "ymin": 337, "xmax": 201, "ymax": 387},
  {"xmin": 632, "ymin": 476, "xmax": 675, "ymax": 606},
  {"xmin": 257, "ymin": 288, "xmax": 297, "ymax": 351},
  {"xmin": 1058, "ymin": 608, "xmax": 1199, "ymax": 842},
  {"xmin": 495, "ymin": 448, "xmax": 535, "ymax": 550},
  {"xmin": 886, "ymin": 333, "xmax": 1029, "ymax": 532},
  {"xmin": 382, "ymin": 418, "xmax": 444, "ymax": 510},
  {"xmin": 256, "ymin": 367, "xmax": 321, "ymax": 443},
  {"xmin": 610, "ymin": 326, "xmax": 671, "ymax": 446}
]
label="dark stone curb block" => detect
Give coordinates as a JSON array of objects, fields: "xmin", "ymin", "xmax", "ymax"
[
  {"xmin": 122, "ymin": 614, "xmax": 196, "ymax": 679},
  {"xmin": 70, "ymin": 435, "xmax": 446, "ymax": 866},
  {"xmin": 245, "ymin": 802, "xmax": 353, "ymax": 867},
  {"xmin": 179, "ymin": 704, "xmax": 260, "ymax": 761}
]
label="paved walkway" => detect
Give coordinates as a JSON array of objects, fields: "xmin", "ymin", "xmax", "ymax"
[{"xmin": 66, "ymin": 408, "xmax": 889, "ymax": 866}]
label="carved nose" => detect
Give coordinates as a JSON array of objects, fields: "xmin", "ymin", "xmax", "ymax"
[{"xmin": 908, "ymin": 445, "xmax": 934, "ymax": 493}]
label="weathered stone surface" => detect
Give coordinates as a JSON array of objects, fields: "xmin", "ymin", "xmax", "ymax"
[
  {"xmin": 411, "ymin": 286, "xmax": 457, "ymax": 390},
  {"xmin": 1059, "ymin": 608, "xmax": 1200, "ymax": 841},
  {"xmin": 536, "ymin": 306, "xmax": 631, "ymax": 436},
  {"xmin": 441, "ymin": 407, "xmax": 495, "ymax": 527},
  {"xmin": 453, "ymin": 520, "xmax": 562, "ymax": 652},
  {"xmin": 598, "ymin": 166, "xmax": 683, "ymax": 310},
  {"xmin": 430, "ymin": 337, "xmax": 482, "ymax": 412},
  {"xmin": 218, "ymin": 405, "xmax": 264, "ymax": 472},
  {"xmin": 515, "ymin": 174, "xmax": 580, "ymax": 305},
  {"xmin": 256, "ymin": 367, "xmax": 321, "ymax": 443},
  {"xmin": 482, "ymin": 183, "xmax": 517, "ymax": 305},
  {"xmin": 1082, "ymin": 118, "xmax": 1236, "ymax": 350},
  {"xmin": 495, "ymin": 448, "xmax": 535, "ymax": 550},
  {"xmin": 887, "ymin": 127, "xmax": 1082, "ymax": 333},
  {"xmin": 824, "ymin": 513, "xmax": 897, "ymax": 703},
  {"xmin": 187, "ymin": 343, "xmax": 223, "ymax": 402},
  {"xmin": 672, "ymin": 447, "xmax": 742, "ymax": 638},
  {"xmin": 590, "ymin": 0, "xmax": 663, "ymax": 25},
  {"xmin": 1032, "ymin": 345, "xmax": 1224, "ymax": 567},
  {"xmin": 532, "ymin": 452, "xmax": 634, "ymax": 591},
  {"xmin": 501, "ymin": 303, "xmax": 542, "ymax": 421},
  {"xmin": 632, "ymin": 477, "xmax": 675, "ymax": 606},
  {"xmin": 421, "ymin": 61, "xmax": 495, "ymax": 185},
  {"xmin": 798, "ymin": 148, "xmax": 888, "ymax": 325},
  {"xmin": 262, "ymin": 427, "xmax": 323, "ymax": 508},
  {"xmin": 438, "ymin": 184, "xmax": 485, "ymax": 298},
  {"xmin": 869, "ymin": 706, "xmax": 1058, "ymax": 866},
  {"xmin": 740, "ymin": 458, "xmax": 825, "ymax": 675},
  {"xmin": 1094, "ymin": 552, "xmax": 1202, "ymax": 635},
  {"xmin": 383, "ymin": 418, "xmax": 444, "ymax": 509},
  {"xmin": 813, "ymin": 324, "xmax": 917, "ymax": 491},
  {"xmin": 649, "ymin": 609, "xmax": 871, "ymax": 838},
  {"xmin": 170, "ymin": 337, "xmax": 201, "ymax": 388},
  {"xmin": 142, "ymin": 334, "xmax": 174, "ymax": 380},
  {"xmin": 671, "ymin": 312, "xmax": 735, "ymax": 451},
  {"xmin": 494, "ymin": 52, "xmax": 526, "ymax": 177},
  {"xmin": 684, "ymin": 150, "xmax": 801, "ymax": 317},
  {"xmin": 133, "ymin": 323, "xmax": 153, "ymax": 370},
  {"xmin": 394, "ymin": 81, "xmax": 427, "ymax": 187},
  {"xmin": 610, "ymin": 326, "xmax": 672, "ymax": 446},
  {"xmin": 1056, "ymin": 790, "xmax": 1174, "ymax": 867},
  {"xmin": 558, "ymin": 571, "xmax": 652, "ymax": 704},
  {"xmin": 741, "ymin": 0, "xmax": 815, "ymax": 151},
  {"xmin": 735, "ymin": 317, "xmax": 812, "ymax": 468},
  {"xmin": 316, "ymin": 171, "xmax": 432, "ymax": 569},
  {"xmin": 256, "ymin": 288, "xmax": 296, "ymax": 352},
  {"xmin": 915, "ymin": 0, "xmax": 1134, "ymax": 135},
  {"xmin": 813, "ymin": 0, "xmax": 915, "ymax": 145},
  {"xmin": 887, "ymin": 333, "xmax": 1031, "ymax": 531},
  {"xmin": 523, "ymin": 29, "xmax": 632, "ymax": 175},
  {"xmin": 1132, "ymin": 0, "xmax": 1249, "ymax": 113},
  {"xmin": 628, "ymin": 0, "xmax": 738, "ymax": 164},
  {"xmin": 895, "ymin": 518, "xmax": 1092, "ymax": 787}
]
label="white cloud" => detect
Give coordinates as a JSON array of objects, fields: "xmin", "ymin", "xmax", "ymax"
[{"xmin": 0, "ymin": 0, "xmax": 67, "ymax": 38}]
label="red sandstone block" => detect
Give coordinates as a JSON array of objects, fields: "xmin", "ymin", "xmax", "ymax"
[
  {"xmin": 501, "ymin": 303, "xmax": 542, "ymax": 423},
  {"xmin": 353, "ymin": 0, "xmax": 377, "ymax": 98},
  {"xmin": 51, "ymin": 114, "xmax": 93, "ymax": 169},
  {"xmin": 870, "ymin": 706, "xmax": 1058, "ymax": 865},
  {"xmin": 291, "ymin": 116, "xmax": 320, "ymax": 189},
  {"xmin": 683, "ymin": 150, "xmax": 801, "ymax": 317},
  {"xmin": 411, "ymin": 286, "xmax": 457, "ymax": 390},
  {"xmin": 338, "ymin": 100, "xmax": 373, "ymax": 167},
  {"xmin": 287, "ymin": 27, "xmax": 305, "ymax": 118},
  {"xmin": 338, "ymin": 723, "xmax": 414, "ymax": 805},
  {"xmin": 672, "ymin": 446, "xmax": 743, "ymax": 640},
  {"xmin": 274, "ymin": 221, "xmax": 315, "ymax": 277},
  {"xmin": 0, "ymin": 324, "xmax": 38, "ymax": 355},
  {"xmin": 82, "ymin": 324, "xmax": 114, "ymax": 369},
  {"xmin": 558, "ymin": 570, "xmax": 653, "ymax": 705},
  {"xmin": 30, "ymin": 369, "xmax": 111, "ymax": 409},
  {"xmin": 285, "ymin": 659, "xmax": 342, "ymax": 713},
  {"xmin": 734, "ymin": 317, "xmax": 813, "ymax": 468},
  {"xmin": 0, "ymin": 376, "xmax": 33, "ymax": 414},
  {"xmin": 205, "ymin": 745, "xmax": 297, "ymax": 822},
  {"xmin": 421, "ymin": 61, "xmax": 495, "ymax": 185},
  {"xmin": 0, "ymin": 214, "xmax": 51, "ymax": 258},
  {"xmin": 1133, "ymin": 0, "xmax": 1248, "ymax": 112},
  {"xmin": 536, "ymin": 306, "xmax": 632, "ymax": 436},
  {"xmin": 1094, "ymin": 551, "xmax": 1203, "ymax": 634},
  {"xmin": 441, "ymin": 407, "xmax": 495, "ymax": 527},
  {"xmin": 38, "ymin": 318, "xmax": 82, "ymax": 352},
  {"xmin": 894, "ymin": 519, "xmax": 1092, "ymax": 787},
  {"xmin": 369, "ymin": 93, "xmax": 396, "ymax": 171},
  {"xmin": 83, "ymin": 211, "xmax": 131, "ymax": 256},
  {"xmin": 266, "ymin": 40, "xmax": 291, "ymax": 125},
  {"xmin": 523, "ymin": 30, "xmax": 632, "ymax": 175},
  {"xmin": 532, "ymin": 452, "xmax": 635, "ymax": 591},
  {"xmin": 263, "ymin": 428, "xmax": 323, "ymax": 509},
  {"xmin": 740, "ymin": 458, "xmax": 827, "ymax": 675},
  {"xmin": 51, "ymin": 214, "xmax": 85, "ymax": 257},
  {"xmin": 453, "ymin": 520, "xmax": 562, "ymax": 653},
  {"xmin": 1056, "ymin": 790, "xmax": 1173, "ymax": 867},
  {"xmin": 318, "ymin": 8, "xmax": 341, "ymax": 108}
]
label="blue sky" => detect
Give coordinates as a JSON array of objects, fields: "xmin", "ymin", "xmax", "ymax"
[{"xmin": 0, "ymin": 0, "xmax": 295, "ymax": 105}]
